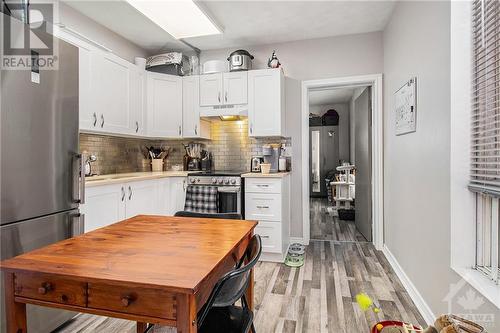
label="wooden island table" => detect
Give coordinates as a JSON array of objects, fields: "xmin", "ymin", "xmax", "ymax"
[{"xmin": 1, "ymin": 215, "xmax": 257, "ymax": 333}]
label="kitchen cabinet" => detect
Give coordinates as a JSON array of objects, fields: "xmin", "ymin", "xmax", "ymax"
[
  {"xmin": 77, "ymin": 44, "xmax": 95, "ymax": 131},
  {"xmin": 147, "ymin": 72, "xmax": 183, "ymax": 138},
  {"xmin": 224, "ymin": 72, "xmax": 248, "ymax": 105},
  {"xmin": 124, "ymin": 180, "xmax": 158, "ymax": 218},
  {"xmin": 244, "ymin": 176, "xmax": 290, "ymax": 262},
  {"xmin": 199, "ymin": 73, "xmax": 223, "ymax": 106},
  {"xmin": 91, "ymin": 52, "xmax": 131, "ymax": 135},
  {"xmin": 248, "ymin": 68, "xmax": 285, "ymax": 137},
  {"xmin": 199, "ymin": 72, "xmax": 247, "ymax": 106},
  {"xmin": 129, "ymin": 65, "xmax": 146, "ymax": 136},
  {"xmin": 80, "ymin": 184, "xmax": 125, "ymax": 232},
  {"xmin": 169, "ymin": 177, "xmax": 187, "ymax": 214},
  {"xmin": 183, "ymin": 76, "xmax": 210, "ymax": 139}
]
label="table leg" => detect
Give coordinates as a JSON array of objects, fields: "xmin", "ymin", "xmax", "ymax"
[
  {"xmin": 136, "ymin": 322, "xmax": 148, "ymax": 333},
  {"xmin": 4, "ymin": 272, "xmax": 27, "ymax": 333},
  {"xmin": 245, "ymin": 268, "xmax": 254, "ymax": 310},
  {"xmin": 177, "ymin": 294, "xmax": 197, "ymax": 333}
]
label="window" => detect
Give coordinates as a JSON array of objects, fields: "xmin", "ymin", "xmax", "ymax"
[{"xmin": 469, "ymin": 0, "xmax": 500, "ymax": 284}]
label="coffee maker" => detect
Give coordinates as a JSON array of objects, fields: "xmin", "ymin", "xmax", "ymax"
[{"xmin": 262, "ymin": 145, "xmax": 280, "ymax": 173}]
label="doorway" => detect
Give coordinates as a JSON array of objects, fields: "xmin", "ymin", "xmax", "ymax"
[{"xmin": 301, "ymin": 74, "xmax": 383, "ymax": 248}]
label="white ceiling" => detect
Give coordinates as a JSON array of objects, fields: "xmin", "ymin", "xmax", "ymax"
[
  {"xmin": 62, "ymin": 0, "xmax": 396, "ymax": 54},
  {"xmin": 309, "ymin": 88, "xmax": 356, "ymax": 106}
]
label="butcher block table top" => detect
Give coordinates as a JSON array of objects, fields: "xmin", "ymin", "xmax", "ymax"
[{"xmin": 1, "ymin": 215, "xmax": 257, "ymax": 333}]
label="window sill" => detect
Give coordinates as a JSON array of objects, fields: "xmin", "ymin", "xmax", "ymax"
[{"xmin": 452, "ymin": 266, "xmax": 500, "ymax": 309}]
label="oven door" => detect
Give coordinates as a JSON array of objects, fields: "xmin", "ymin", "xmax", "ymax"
[{"xmin": 217, "ymin": 186, "xmax": 241, "ymax": 214}]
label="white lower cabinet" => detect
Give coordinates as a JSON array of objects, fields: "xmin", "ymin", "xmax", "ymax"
[
  {"xmin": 81, "ymin": 183, "xmax": 126, "ymax": 233},
  {"xmin": 82, "ymin": 177, "xmax": 186, "ymax": 233},
  {"xmin": 244, "ymin": 176, "xmax": 290, "ymax": 262}
]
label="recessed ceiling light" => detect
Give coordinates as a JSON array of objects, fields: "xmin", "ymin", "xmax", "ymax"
[{"xmin": 126, "ymin": 0, "xmax": 221, "ymax": 39}]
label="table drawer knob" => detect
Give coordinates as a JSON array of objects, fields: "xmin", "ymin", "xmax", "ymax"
[
  {"xmin": 38, "ymin": 282, "xmax": 52, "ymax": 295},
  {"xmin": 121, "ymin": 295, "xmax": 134, "ymax": 307}
]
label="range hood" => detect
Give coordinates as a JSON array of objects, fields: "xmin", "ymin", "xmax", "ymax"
[{"xmin": 200, "ymin": 104, "xmax": 248, "ymax": 121}]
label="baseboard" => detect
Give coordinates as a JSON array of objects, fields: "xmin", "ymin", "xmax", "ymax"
[
  {"xmin": 290, "ymin": 237, "xmax": 308, "ymax": 245},
  {"xmin": 382, "ymin": 245, "xmax": 435, "ymax": 325}
]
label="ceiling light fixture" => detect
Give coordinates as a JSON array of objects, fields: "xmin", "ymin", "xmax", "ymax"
[{"xmin": 126, "ymin": 0, "xmax": 221, "ymax": 39}]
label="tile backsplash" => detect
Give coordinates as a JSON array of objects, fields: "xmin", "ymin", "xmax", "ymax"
[{"xmin": 80, "ymin": 119, "xmax": 290, "ymax": 175}]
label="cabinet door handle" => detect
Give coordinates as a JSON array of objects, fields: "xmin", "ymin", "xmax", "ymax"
[
  {"xmin": 93, "ymin": 113, "xmax": 98, "ymax": 127},
  {"xmin": 218, "ymin": 92, "xmax": 221, "ymax": 103},
  {"xmin": 250, "ymin": 123, "xmax": 253, "ymax": 134},
  {"xmin": 135, "ymin": 121, "xmax": 139, "ymax": 133},
  {"xmin": 128, "ymin": 186, "xmax": 132, "ymax": 200},
  {"xmin": 100, "ymin": 114, "xmax": 105, "ymax": 128},
  {"xmin": 178, "ymin": 125, "xmax": 182, "ymax": 136},
  {"xmin": 194, "ymin": 125, "xmax": 198, "ymax": 135},
  {"xmin": 225, "ymin": 91, "xmax": 228, "ymax": 102},
  {"xmin": 183, "ymin": 180, "xmax": 186, "ymax": 191},
  {"xmin": 121, "ymin": 187, "xmax": 125, "ymax": 201}
]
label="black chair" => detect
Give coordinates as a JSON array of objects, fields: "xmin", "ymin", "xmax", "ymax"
[
  {"xmin": 174, "ymin": 211, "xmax": 243, "ymax": 220},
  {"xmin": 197, "ymin": 234, "xmax": 262, "ymax": 333}
]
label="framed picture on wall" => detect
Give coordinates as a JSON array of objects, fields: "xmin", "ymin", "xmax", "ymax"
[{"xmin": 395, "ymin": 77, "xmax": 417, "ymax": 135}]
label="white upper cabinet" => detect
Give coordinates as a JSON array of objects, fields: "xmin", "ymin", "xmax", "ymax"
[
  {"xmin": 183, "ymin": 76, "xmax": 211, "ymax": 139},
  {"xmin": 248, "ymin": 68, "xmax": 285, "ymax": 137},
  {"xmin": 199, "ymin": 73, "xmax": 223, "ymax": 106},
  {"xmin": 92, "ymin": 52, "xmax": 131, "ymax": 135},
  {"xmin": 147, "ymin": 72, "xmax": 183, "ymax": 138},
  {"xmin": 200, "ymin": 72, "xmax": 248, "ymax": 107},
  {"xmin": 224, "ymin": 72, "xmax": 248, "ymax": 105},
  {"xmin": 77, "ymin": 45, "xmax": 95, "ymax": 131},
  {"xmin": 129, "ymin": 66, "xmax": 146, "ymax": 136}
]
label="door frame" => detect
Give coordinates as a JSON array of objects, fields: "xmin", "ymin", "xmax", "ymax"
[{"xmin": 301, "ymin": 74, "xmax": 384, "ymax": 250}]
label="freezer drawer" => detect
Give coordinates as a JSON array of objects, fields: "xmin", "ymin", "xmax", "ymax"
[{"xmin": 1, "ymin": 210, "xmax": 83, "ymax": 333}]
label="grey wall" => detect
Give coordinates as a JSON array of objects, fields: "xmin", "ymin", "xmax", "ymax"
[
  {"xmin": 309, "ymin": 103, "xmax": 350, "ymax": 162},
  {"xmin": 57, "ymin": 2, "xmax": 147, "ymax": 62},
  {"xmin": 202, "ymin": 33, "xmax": 383, "ymax": 238},
  {"xmin": 383, "ymin": 1, "xmax": 500, "ymax": 326}
]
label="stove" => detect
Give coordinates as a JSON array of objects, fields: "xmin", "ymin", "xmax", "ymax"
[
  {"xmin": 188, "ymin": 170, "xmax": 244, "ymax": 186},
  {"xmin": 187, "ymin": 170, "xmax": 244, "ymax": 216}
]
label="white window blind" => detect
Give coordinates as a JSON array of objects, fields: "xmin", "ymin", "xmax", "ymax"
[{"xmin": 470, "ymin": 0, "xmax": 500, "ymax": 284}]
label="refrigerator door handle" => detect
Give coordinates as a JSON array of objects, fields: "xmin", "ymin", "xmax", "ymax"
[
  {"xmin": 73, "ymin": 154, "xmax": 85, "ymax": 204},
  {"xmin": 70, "ymin": 213, "xmax": 85, "ymax": 237}
]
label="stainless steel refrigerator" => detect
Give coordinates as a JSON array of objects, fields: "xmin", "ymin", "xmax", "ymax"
[{"xmin": 0, "ymin": 14, "xmax": 84, "ymax": 333}]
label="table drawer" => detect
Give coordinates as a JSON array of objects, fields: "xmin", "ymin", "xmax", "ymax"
[
  {"xmin": 88, "ymin": 282, "xmax": 176, "ymax": 320},
  {"xmin": 245, "ymin": 178, "xmax": 281, "ymax": 194},
  {"xmin": 14, "ymin": 272, "xmax": 86, "ymax": 306},
  {"xmin": 254, "ymin": 222, "xmax": 282, "ymax": 253},
  {"xmin": 245, "ymin": 193, "xmax": 281, "ymax": 222}
]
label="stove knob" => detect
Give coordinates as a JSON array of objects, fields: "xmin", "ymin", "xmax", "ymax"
[
  {"xmin": 218, "ymin": 178, "xmax": 224, "ymax": 184},
  {"xmin": 230, "ymin": 179, "xmax": 236, "ymax": 185},
  {"xmin": 224, "ymin": 178, "xmax": 230, "ymax": 185},
  {"xmin": 190, "ymin": 178, "xmax": 196, "ymax": 184},
  {"xmin": 212, "ymin": 178, "xmax": 217, "ymax": 184},
  {"xmin": 197, "ymin": 178, "xmax": 200, "ymax": 183}
]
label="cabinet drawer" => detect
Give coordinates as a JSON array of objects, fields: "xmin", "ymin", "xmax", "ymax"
[
  {"xmin": 245, "ymin": 193, "xmax": 281, "ymax": 221},
  {"xmin": 88, "ymin": 282, "xmax": 176, "ymax": 320},
  {"xmin": 245, "ymin": 178, "xmax": 281, "ymax": 194},
  {"xmin": 14, "ymin": 272, "xmax": 86, "ymax": 306},
  {"xmin": 254, "ymin": 222, "xmax": 282, "ymax": 253}
]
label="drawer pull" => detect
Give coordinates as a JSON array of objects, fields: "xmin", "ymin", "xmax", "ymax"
[
  {"xmin": 256, "ymin": 205, "xmax": 270, "ymax": 209},
  {"xmin": 261, "ymin": 235, "xmax": 270, "ymax": 239},
  {"xmin": 38, "ymin": 282, "xmax": 52, "ymax": 295},
  {"xmin": 121, "ymin": 295, "xmax": 134, "ymax": 307},
  {"xmin": 61, "ymin": 294, "xmax": 69, "ymax": 302},
  {"xmin": 257, "ymin": 184, "xmax": 269, "ymax": 187}
]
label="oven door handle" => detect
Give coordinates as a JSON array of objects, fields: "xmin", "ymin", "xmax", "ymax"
[{"xmin": 217, "ymin": 187, "xmax": 241, "ymax": 193}]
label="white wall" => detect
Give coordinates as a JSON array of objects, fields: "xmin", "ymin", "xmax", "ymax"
[
  {"xmin": 383, "ymin": 1, "xmax": 500, "ymax": 327},
  {"xmin": 202, "ymin": 33, "xmax": 383, "ymax": 238},
  {"xmin": 57, "ymin": 2, "xmax": 147, "ymax": 62},
  {"xmin": 309, "ymin": 103, "xmax": 350, "ymax": 162}
]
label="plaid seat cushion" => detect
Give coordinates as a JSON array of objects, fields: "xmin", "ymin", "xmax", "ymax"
[{"xmin": 184, "ymin": 185, "xmax": 218, "ymax": 213}]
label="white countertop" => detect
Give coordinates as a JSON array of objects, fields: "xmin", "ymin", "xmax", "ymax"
[
  {"xmin": 85, "ymin": 171, "xmax": 193, "ymax": 187},
  {"xmin": 241, "ymin": 172, "xmax": 290, "ymax": 178}
]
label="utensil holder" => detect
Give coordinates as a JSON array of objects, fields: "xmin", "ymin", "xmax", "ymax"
[{"xmin": 151, "ymin": 159, "xmax": 164, "ymax": 172}]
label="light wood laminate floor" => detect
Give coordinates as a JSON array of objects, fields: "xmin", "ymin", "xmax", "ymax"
[
  {"xmin": 310, "ymin": 198, "xmax": 366, "ymax": 242},
  {"xmin": 54, "ymin": 240, "xmax": 425, "ymax": 333}
]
